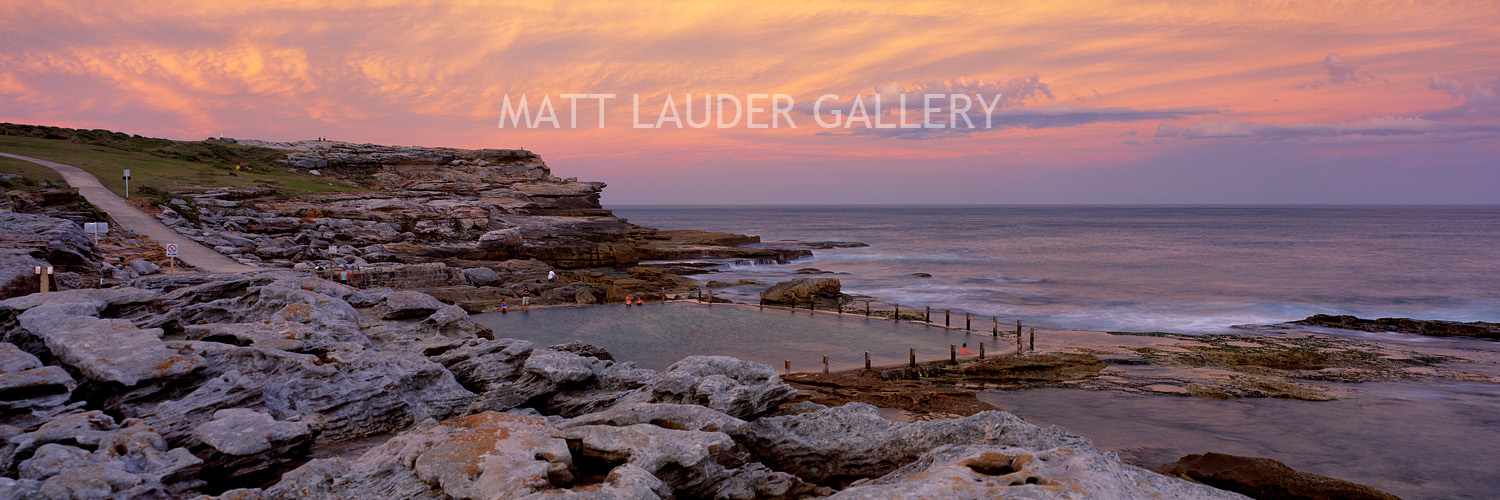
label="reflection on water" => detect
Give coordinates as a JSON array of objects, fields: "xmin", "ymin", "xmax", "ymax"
[
  {"xmin": 981, "ymin": 382, "xmax": 1500, "ymax": 500},
  {"xmin": 472, "ymin": 302, "xmax": 1011, "ymax": 371}
]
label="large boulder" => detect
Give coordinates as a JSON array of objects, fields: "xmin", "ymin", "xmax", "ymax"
[
  {"xmin": 477, "ymin": 228, "xmax": 524, "ymax": 249},
  {"xmin": 127, "ymin": 259, "xmax": 161, "ymax": 276},
  {"xmin": 189, "ymin": 408, "xmax": 318, "ymax": 490},
  {"xmin": 831, "ymin": 444, "xmax": 1249, "ymax": 500},
  {"xmin": 744, "ymin": 403, "xmax": 1091, "ymax": 485},
  {"xmin": 462, "ymin": 266, "xmax": 503, "ymax": 287},
  {"xmin": 380, "ymin": 290, "xmax": 446, "ymax": 319},
  {"xmin": 759, "ymin": 277, "xmax": 841, "ymax": 305},
  {"xmin": 651, "ymin": 356, "xmax": 795, "ymax": 419},
  {"xmin": 11, "ymin": 299, "xmax": 201, "ymax": 387},
  {"xmin": 1156, "ymin": 452, "xmax": 1399, "ymax": 500}
]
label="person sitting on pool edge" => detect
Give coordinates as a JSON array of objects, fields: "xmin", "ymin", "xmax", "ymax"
[{"xmin": 959, "ymin": 343, "xmax": 976, "ymax": 356}]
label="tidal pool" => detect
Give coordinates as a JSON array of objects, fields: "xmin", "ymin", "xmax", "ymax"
[
  {"xmin": 981, "ymin": 382, "xmax": 1500, "ymax": 500},
  {"xmin": 472, "ymin": 301, "xmax": 1010, "ymax": 372}
]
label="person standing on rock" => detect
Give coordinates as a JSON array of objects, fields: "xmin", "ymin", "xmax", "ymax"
[{"xmin": 521, "ymin": 285, "xmax": 531, "ymax": 311}]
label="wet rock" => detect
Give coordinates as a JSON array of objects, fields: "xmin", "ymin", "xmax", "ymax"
[
  {"xmin": 380, "ymin": 290, "xmax": 446, "ymax": 319},
  {"xmin": 1157, "ymin": 452, "xmax": 1398, "ymax": 500},
  {"xmin": 1292, "ymin": 314, "xmax": 1500, "ymax": 340},
  {"xmin": 759, "ymin": 277, "xmax": 841, "ymax": 305},
  {"xmin": 651, "ymin": 356, "xmax": 795, "ymax": 419},
  {"xmin": 832, "ymin": 444, "xmax": 1249, "ymax": 500},
  {"xmin": 953, "ymin": 352, "xmax": 1106, "ymax": 381},
  {"xmin": 744, "ymin": 403, "xmax": 1091, "ymax": 485}
]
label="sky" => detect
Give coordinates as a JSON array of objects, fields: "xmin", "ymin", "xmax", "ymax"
[{"xmin": 2, "ymin": 0, "xmax": 1497, "ymax": 204}]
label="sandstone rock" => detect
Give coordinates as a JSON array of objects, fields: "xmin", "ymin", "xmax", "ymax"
[
  {"xmin": 759, "ymin": 278, "xmax": 841, "ymax": 305},
  {"xmin": 462, "ymin": 266, "xmax": 503, "ymax": 286},
  {"xmin": 745, "ymin": 403, "xmax": 1092, "ymax": 485},
  {"xmin": 380, "ymin": 290, "xmax": 446, "ymax": 319},
  {"xmin": 127, "ymin": 259, "xmax": 160, "ymax": 276},
  {"xmin": 831, "ymin": 444, "xmax": 1249, "ymax": 500},
  {"xmin": 189, "ymin": 408, "xmax": 317, "ymax": 491},
  {"xmin": 141, "ymin": 341, "xmax": 474, "ymax": 444},
  {"xmin": 0, "ymin": 212, "xmax": 98, "ymax": 271},
  {"xmin": 6, "ymin": 412, "xmax": 203, "ymax": 497},
  {"xmin": 191, "ymin": 409, "xmax": 313, "ymax": 457},
  {"xmin": 478, "ymin": 228, "xmax": 524, "ymax": 249},
  {"xmin": 13, "ymin": 300, "xmax": 201, "ymax": 387},
  {"xmin": 230, "ymin": 412, "xmax": 574, "ymax": 499},
  {"xmin": 1157, "ymin": 452, "xmax": 1398, "ymax": 500},
  {"xmin": 420, "ymin": 304, "xmax": 483, "ymax": 338},
  {"xmin": 548, "ymin": 340, "xmax": 614, "ymax": 362},
  {"xmin": 651, "ymin": 356, "xmax": 795, "ymax": 419},
  {"xmin": 562, "ymin": 402, "xmax": 748, "ymax": 436}
]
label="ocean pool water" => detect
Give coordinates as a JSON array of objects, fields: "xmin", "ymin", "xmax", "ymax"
[{"xmin": 473, "ymin": 301, "xmax": 1012, "ymax": 372}]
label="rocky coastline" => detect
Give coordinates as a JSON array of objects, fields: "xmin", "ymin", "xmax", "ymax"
[
  {"xmin": 0, "ymin": 272, "xmax": 1250, "ymax": 499},
  {"xmin": 0, "ymin": 135, "xmax": 1438, "ymax": 498}
]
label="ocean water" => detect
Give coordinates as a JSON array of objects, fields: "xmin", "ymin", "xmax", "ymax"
[{"xmin": 611, "ymin": 205, "xmax": 1500, "ymax": 333}]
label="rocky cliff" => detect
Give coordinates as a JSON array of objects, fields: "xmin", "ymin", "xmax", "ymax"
[
  {"xmin": 0, "ymin": 271, "xmax": 1248, "ymax": 499},
  {"xmin": 163, "ymin": 140, "xmax": 809, "ymax": 279}
]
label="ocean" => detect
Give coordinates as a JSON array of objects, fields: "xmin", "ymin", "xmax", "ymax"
[{"xmin": 610, "ymin": 205, "xmax": 1500, "ymax": 333}]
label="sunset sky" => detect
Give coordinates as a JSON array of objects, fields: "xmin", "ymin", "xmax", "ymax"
[{"xmin": 2, "ymin": 0, "xmax": 1497, "ymax": 204}]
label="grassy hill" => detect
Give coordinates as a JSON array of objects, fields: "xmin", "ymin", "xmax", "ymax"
[{"xmin": 0, "ymin": 123, "xmax": 360, "ymax": 197}]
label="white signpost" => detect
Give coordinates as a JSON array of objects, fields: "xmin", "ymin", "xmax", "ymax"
[
  {"xmin": 164, "ymin": 243, "xmax": 178, "ymax": 275},
  {"xmin": 123, "ymin": 169, "xmax": 131, "ymax": 199},
  {"xmin": 83, "ymin": 222, "xmax": 108, "ymax": 245}
]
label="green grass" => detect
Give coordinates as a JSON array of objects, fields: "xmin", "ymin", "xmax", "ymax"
[
  {"xmin": 0, "ymin": 155, "xmax": 66, "ymax": 183},
  {"xmin": 0, "ymin": 125, "xmax": 364, "ymax": 197}
]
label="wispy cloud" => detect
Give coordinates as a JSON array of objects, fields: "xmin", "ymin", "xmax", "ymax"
[{"xmin": 1166, "ymin": 116, "xmax": 1500, "ymax": 143}]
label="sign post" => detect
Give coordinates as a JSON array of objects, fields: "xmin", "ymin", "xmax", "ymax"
[
  {"xmin": 123, "ymin": 170, "xmax": 131, "ymax": 199},
  {"xmin": 165, "ymin": 243, "xmax": 178, "ymax": 275},
  {"xmin": 35, "ymin": 266, "xmax": 52, "ymax": 293}
]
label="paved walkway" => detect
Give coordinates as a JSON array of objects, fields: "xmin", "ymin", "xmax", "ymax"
[{"xmin": 0, "ymin": 152, "xmax": 257, "ymax": 274}]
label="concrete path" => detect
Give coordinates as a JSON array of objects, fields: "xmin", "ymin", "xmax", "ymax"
[{"xmin": 0, "ymin": 152, "xmax": 257, "ymax": 274}]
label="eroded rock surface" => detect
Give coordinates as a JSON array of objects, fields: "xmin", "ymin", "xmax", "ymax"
[{"xmin": 0, "ymin": 272, "xmax": 1251, "ymax": 499}]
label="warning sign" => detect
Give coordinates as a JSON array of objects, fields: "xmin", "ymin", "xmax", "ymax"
[{"xmin": 165, "ymin": 243, "xmax": 179, "ymax": 257}]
